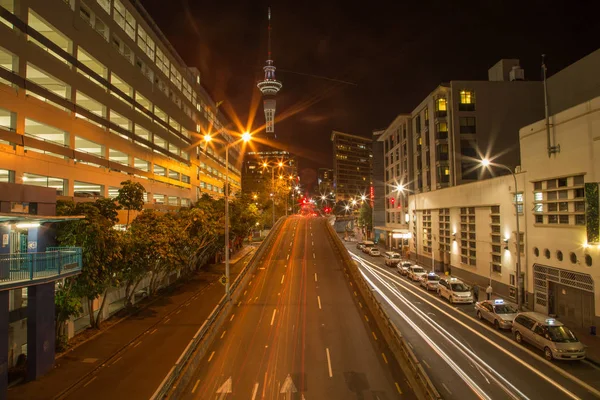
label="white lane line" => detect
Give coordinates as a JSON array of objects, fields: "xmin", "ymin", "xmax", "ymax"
[
  {"xmin": 150, "ymin": 328, "xmax": 157, "ymax": 335},
  {"xmin": 422, "ymin": 359, "xmax": 431, "ymax": 369},
  {"xmin": 164, "ymin": 318, "xmax": 170, "ymax": 324},
  {"xmin": 270, "ymin": 309, "xmax": 277, "ymax": 325},
  {"xmin": 134, "ymin": 341, "xmax": 142, "ymax": 348},
  {"xmin": 290, "ymin": 241, "xmax": 293, "ymax": 246},
  {"xmin": 251, "ymin": 383, "xmax": 259, "ymax": 400},
  {"xmin": 287, "ymin": 254, "xmax": 290, "ymax": 260},
  {"xmin": 208, "ymin": 351, "xmax": 215, "ymax": 363},
  {"xmin": 442, "ymin": 383, "xmax": 452, "ymax": 395},
  {"xmin": 176, "ymin": 310, "xmax": 181, "ymax": 315},
  {"xmin": 314, "ymin": 273, "xmax": 318, "ymax": 282},
  {"xmin": 230, "ymin": 314, "xmax": 235, "ymax": 322},
  {"xmin": 355, "ymin": 254, "xmax": 595, "ymax": 399},
  {"xmin": 83, "ymin": 376, "xmax": 97, "ymax": 388},
  {"xmin": 221, "ymin": 330, "xmax": 226, "ymax": 339},
  {"xmin": 243, "ymin": 290, "xmax": 247, "ymax": 296},
  {"xmin": 312, "ymin": 241, "xmax": 314, "ymax": 246},
  {"xmin": 110, "ymin": 356, "xmax": 122, "ymax": 366},
  {"xmin": 281, "ymin": 274, "xmax": 285, "ymax": 284},
  {"xmin": 326, "ymin": 348, "xmax": 333, "ymax": 377},
  {"xmin": 313, "ymin": 253, "xmax": 316, "ymax": 259},
  {"xmin": 192, "ymin": 379, "xmax": 200, "ymax": 393},
  {"xmin": 317, "ymin": 296, "xmax": 322, "ymax": 310}
]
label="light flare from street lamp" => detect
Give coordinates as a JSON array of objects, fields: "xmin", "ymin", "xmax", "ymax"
[
  {"xmin": 396, "ymin": 183, "xmax": 404, "ymax": 192},
  {"xmin": 360, "ymin": 195, "xmax": 366, "ymax": 201},
  {"xmin": 203, "ymin": 134, "xmax": 212, "ymax": 142},
  {"xmin": 278, "ymin": 162, "xmax": 283, "ymax": 167},
  {"xmin": 481, "ymin": 158, "xmax": 491, "ymax": 167},
  {"xmin": 242, "ymin": 131, "xmax": 251, "ymax": 142}
]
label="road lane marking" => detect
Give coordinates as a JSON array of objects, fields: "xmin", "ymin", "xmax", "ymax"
[
  {"xmin": 221, "ymin": 330, "xmax": 226, "ymax": 339},
  {"xmin": 237, "ymin": 301, "xmax": 241, "ymax": 307},
  {"xmin": 83, "ymin": 376, "xmax": 97, "ymax": 388},
  {"xmin": 150, "ymin": 328, "xmax": 157, "ymax": 335},
  {"xmin": 290, "ymin": 241, "xmax": 293, "ymax": 246},
  {"xmin": 287, "ymin": 254, "xmax": 290, "ymax": 260},
  {"xmin": 317, "ymin": 296, "xmax": 322, "ymax": 309},
  {"xmin": 372, "ymin": 332, "xmax": 377, "ymax": 341},
  {"xmin": 244, "ymin": 290, "xmax": 247, "ymax": 296},
  {"xmin": 251, "ymin": 383, "xmax": 259, "ymax": 400},
  {"xmin": 254, "ymin": 296, "xmax": 258, "ymax": 302},
  {"xmin": 442, "ymin": 383, "xmax": 452, "ymax": 395},
  {"xmin": 134, "ymin": 341, "xmax": 142, "ymax": 348},
  {"xmin": 176, "ymin": 310, "xmax": 181, "ymax": 314},
  {"xmin": 364, "ymin": 315, "xmax": 369, "ymax": 322},
  {"xmin": 192, "ymin": 379, "xmax": 200, "ymax": 393},
  {"xmin": 326, "ymin": 348, "xmax": 333, "ymax": 377},
  {"xmin": 314, "ymin": 273, "xmax": 318, "ymax": 282},
  {"xmin": 281, "ymin": 274, "xmax": 285, "ymax": 284},
  {"xmin": 422, "ymin": 359, "xmax": 431, "ymax": 369},
  {"xmin": 359, "ymin": 302, "xmax": 363, "ymax": 308},
  {"xmin": 313, "ymin": 253, "xmax": 316, "ymax": 259},
  {"xmin": 208, "ymin": 351, "xmax": 215, "ymax": 363},
  {"xmin": 110, "ymin": 356, "xmax": 122, "ymax": 366},
  {"xmin": 395, "ymin": 382, "xmax": 403, "ymax": 394},
  {"xmin": 270, "ymin": 309, "xmax": 277, "ymax": 325},
  {"xmin": 230, "ymin": 314, "xmax": 235, "ymax": 322},
  {"xmin": 249, "ymin": 280, "xmax": 252, "ymax": 286},
  {"xmin": 382, "ymin": 353, "xmax": 388, "ymax": 364},
  {"xmin": 312, "ymin": 241, "xmax": 314, "ymax": 246},
  {"xmin": 164, "ymin": 318, "xmax": 170, "ymax": 324},
  {"xmin": 354, "ymin": 291, "xmax": 357, "ymax": 296},
  {"xmin": 407, "ymin": 342, "xmax": 414, "ymax": 350}
]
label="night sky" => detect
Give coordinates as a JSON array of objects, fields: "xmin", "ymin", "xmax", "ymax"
[{"xmin": 140, "ymin": 0, "xmax": 598, "ymax": 182}]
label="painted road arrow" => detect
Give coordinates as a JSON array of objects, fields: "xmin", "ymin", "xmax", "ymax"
[
  {"xmin": 280, "ymin": 374, "xmax": 297, "ymax": 400},
  {"xmin": 216, "ymin": 376, "xmax": 232, "ymax": 399}
]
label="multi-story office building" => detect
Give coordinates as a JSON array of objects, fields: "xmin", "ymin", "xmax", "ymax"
[
  {"xmin": 241, "ymin": 149, "xmax": 297, "ymax": 198},
  {"xmin": 331, "ymin": 130, "xmax": 372, "ymax": 202},
  {"xmin": 0, "ymin": 0, "xmax": 241, "ymax": 219},
  {"xmin": 371, "ymin": 130, "xmax": 385, "ymax": 232},
  {"xmin": 317, "ymin": 168, "xmax": 333, "ymax": 195},
  {"xmin": 409, "ymin": 59, "xmax": 543, "ymax": 193}
]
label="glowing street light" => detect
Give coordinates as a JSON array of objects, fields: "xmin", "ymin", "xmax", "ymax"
[
  {"xmin": 203, "ymin": 134, "xmax": 212, "ymax": 142},
  {"xmin": 241, "ymin": 131, "xmax": 251, "ymax": 142},
  {"xmin": 396, "ymin": 183, "xmax": 405, "ymax": 192},
  {"xmin": 278, "ymin": 162, "xmax": 283, "ymax": 167},
  {"xmin": 360, "ymin": 195, "xmax": 366, "ymax": 201}
]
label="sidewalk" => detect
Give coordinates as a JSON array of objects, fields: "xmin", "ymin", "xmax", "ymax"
[{"xmin": 8, "ymin": 245, "xmax": 255, "ymax": 400}]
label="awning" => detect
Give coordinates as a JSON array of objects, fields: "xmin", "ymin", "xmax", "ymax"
[{"xmin": 0, "ymin": 213, "xmax": 85, "ymax": 224}]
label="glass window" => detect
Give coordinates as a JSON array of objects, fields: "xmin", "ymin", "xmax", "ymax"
[
  {"xmin": 134, "ymin": 158, "xmax": 149, "ymax": 171},
  {"xmin": 75, "ymin": 136, "xmax": 104, "ymax": 157},
  {"xmin": 136, "ymin": 26, "xmax": 155, "ymax": 60},
  {"xmin": 459, "ymin": 90, "xmax": 475, "ymax": 104},
  {"xmin": 168, "ymin": 170, "xmax": 180, "ymax": 180},
  {"xmin": 135, "ymin": 91, "xmax": 152, "ymax": 117},
  {"xmin": 110, "ymin": 73, "xmax": 133, "ymax": 104},
  {"xmin": 74, "ymin": 181, "xmax": 103, "ymax": 197},
  {"xmin": 153, "ymin": 164, "xmax": 166, "ymax": 176},
  {"xmin": 97, "ymin": 0, "xmax": 110, "ymax": 14},
  {"xmin": 109, "ymin": 149, "xmax": 129, "ymax": 165},
  {"xmin": 24, "ymin": 118, "xmax": 68, "ymax": 146},
  {"xmin": 134, "ymin": 124, "xmax": 151, "ymax": 146},
  {"xmin": 435, "ymin": 98, "xmax": 447, "ymax": 111},
  {"xmin": 77, "ymin": 47, "xmax": 108, "ymax": 85},
  {"xmin": 23, "ymin": 173, "xmax": 66, "ymax": 195},
  {"xmin": 169, "ymin": 143, "xmax": 180, "ymax": 156},
  {"xmin": 181, "ymin": 174, "xmax": 190, "ymax": 184},
  {"xmin": 155, "ymin": 47, "xmax": 170, "ymax": 77},
  {"xmin": 154, "ymin": 107, "xmax": 167, "ymax": 123},
  {"xmin": 0, "ymin": 0, "xmax": 14, "ymax": 29},
  {"xmin": 75, "ymin": 91, "xmax": 106, "ymax": 124},
  {"xmin": 109, "ymin": 110, "xmax": 132, "ymax": 139},
  {"xmin": 111, "ymin": 34, "xmax": 133, "ymax": 64},
  {"xmin": 153, "ymin": 135, "xmax": 167, "ymax": 150},
  {"xmin": 0, "ymin": 45, "xmax": 17, "ymax": 86},
  {"xmin": 113, "ymin": 0, "xmax": 135, "ymax": 39},
  {"xmin": 28, "ymin": 10, "xmax": 72, "ymax": 63},
  {"xmin": 170, "ymin": 64, "xmax": 182, "ymax": 90},
  {"xmin": 0, "ymin": 106, "xmax": 15, "ymax": 133},
  {"xmin": 26, "ymin": 63, "xmax": 70, "ymax": 111}
]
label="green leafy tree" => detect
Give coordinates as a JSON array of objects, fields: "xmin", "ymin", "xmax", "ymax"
[
  {"xmin": 116, "ymin": 180, "xmax": 146, "ymax": 227},
  {"xmin": 55, "ymin": 278, "xmax": 82, "ymax": 350},
  {"xmin": 94, "ymin": 197, "xmax": 121, "ymax": 224},
  {"xmin": 358, "ymin": 201, "xmax": 373, "ymax": 239}
]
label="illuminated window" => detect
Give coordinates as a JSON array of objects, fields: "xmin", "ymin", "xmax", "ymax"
[
  {"xmin": 110, "ymin": 73, "xmax": 133, "ymax": 104},
  {"xmin": 137, "ymin": 26, "xmax": 155, "ymax": 60},
  {"xmin": 436, "ymin": 98, "xmax": 447, "ymax": 111},
  {"xmin": 114, "ymin": 0, "xmax": 135, "ymax": 40},
  {"xmin": 135, "ymin": 91, "xmax": 152, "ymax": 117},
  {"xmin": 154, "ymin": 107, "xmax": 167, "ymax": 123},
  {"xmin": 77, "ymin": 47, "xmax": 107, "ymax": 86},
  {"xmin": 28, "ymin": 10, "xmax": 72, "ymax": 63},
  {"xmin": 459, "ymin": 90, "xmax": 476, "ymax": 111},
  {"xmin": 170, "ymin": 64, "xmax": 182, "ymax": 91},
  {"xmin": 26, "ymin": 64, "xmax": 70, "ymax": 111},
  {"xmin": 156, "ymin": 47, "xmax": 170, "ymax": 77},
  {"xmin": 97, "ymin": 0, "xmax": 110, "ymax": 14},
  {"xmin": 153, "ymin": 164, "xmax": 166, "ymax": 176},
  {"xmin": 0, "ymin": 0, "xmax": 14, "ymax": 29}
]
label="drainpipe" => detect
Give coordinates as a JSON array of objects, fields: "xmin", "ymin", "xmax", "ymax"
[{"xmin": 542, "ymin": 54, "xmax": 560, "ymax": 158}]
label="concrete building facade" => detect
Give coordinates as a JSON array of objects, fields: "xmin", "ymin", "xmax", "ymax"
[
  {"xmin": 0, "ymin": 0, "xmax": 241, "ymax": 215},
  {"xmin": 331, "ymin": 130, "xmax": 372, "ymax": 202}
]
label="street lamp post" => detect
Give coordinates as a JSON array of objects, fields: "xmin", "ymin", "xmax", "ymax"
[
  {"xmin": 205, "ymin": 131, "xmax": 251, "ymax": 302},
  {"xmin": 481, "ymin": 158, "xmax": 522, "ymax": 310}
]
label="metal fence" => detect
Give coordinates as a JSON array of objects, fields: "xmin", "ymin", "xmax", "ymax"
[
  {"xmin": 151, "ymin": 217, "xmax": 287, "ymax": 400},
  {"xmin": 0, "ymin": 247, "xmax": 82, "ymax": 285}
]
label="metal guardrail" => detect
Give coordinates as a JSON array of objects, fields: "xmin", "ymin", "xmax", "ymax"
[
  {"xmin": 0, "ymin": 247, "xmax": 82, "ymax": 285},
  {"xmin": 150, "ymin": 217, "xmax": 287, "ymax": 400},
  {"xmin": 325, "ymin": 224, "xmax": 442, "ymax": 400}
]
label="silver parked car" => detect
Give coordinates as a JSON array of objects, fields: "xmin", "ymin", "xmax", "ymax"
[
  {"xmin": 397, "ymin": 262, "xmax": 411, "ymax": 276},
  {"xmin": 368, "ymin": 248, "xmax": 381, "ymax": 257},
  {"xmin": 475, "ymin": 299, "xmax": 518, "ymax": 329},
  {"xmin": 511, "ymin": 312, "xmax": 586, "ymax": 361}
]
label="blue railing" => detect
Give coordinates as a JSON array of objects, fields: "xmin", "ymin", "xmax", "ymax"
[{"xmin": 0, "ymin": 247, "xmax": 82, "ymax": 286}]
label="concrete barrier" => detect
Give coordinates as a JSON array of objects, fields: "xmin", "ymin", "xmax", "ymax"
[
  {"xmin": 324, "ymin": 223, "xmax": 442, "ymax": 400},
  {"xmin": 150, "ymin": 216, "xmax": 287, "ymax": 400}
]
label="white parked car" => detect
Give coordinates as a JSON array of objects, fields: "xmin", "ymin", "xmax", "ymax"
[
  {"xmin": 419, "ymin": 272, "xmax": 440, "ymax": 291},
  {"xmin": 407, "ymin": 265, "xmax": 427, "ymax": 282},
  {"xmin": 475, "ymin": 299, "xmax": 518, "ymax": 329},
  {"xmin": 437, "ymin": 277, "xmax": 473, "ymax": 304},
  {"xmin": 368, "ymin": 248, "xmax": 381, "ymax": 257},
  {"xmin": 384, "ymin": 252, "xmax": 401, "ymax": 267},
  {"xmin": 397, "ymin": 262, "xmax": 412, "ymax": 276}
]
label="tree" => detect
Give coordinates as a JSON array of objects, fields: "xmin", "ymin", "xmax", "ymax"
[
  {"xmin": 358, "ymin": 201, "xmax": 373, "ymax": 240},
  {"xmin": 55, "ymin": 278, "xmax": 82, "ymax": 350},
  {"xmin": 116, "ymin": 180, "xmax": 145, "ymax": 227},
  {"xmin": 94, "ymin": 197, "xmax": 121, "ymax": 224},
  {"xmin": 229, "ymin": 194, "xmax": 260, "ymax": 248}
]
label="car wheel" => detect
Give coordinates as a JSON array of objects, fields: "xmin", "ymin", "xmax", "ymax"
[
  {"xmin": 494, "ymin": 320, "xmax": 500, "ymax": 330},
  {"xmin": 449, "ymin": 296, "xmax": 454, "ymax": 304},
  {"xmin": 544, "ymin": 347, "xmax": 553, "ymax": 361},
  {"xmin": 515, "ymin": 331, "xmax": 523, "ymax": 344},
  {"xmin": 476, "ymin": 311, "xmax": 483, "ymax": 320}
]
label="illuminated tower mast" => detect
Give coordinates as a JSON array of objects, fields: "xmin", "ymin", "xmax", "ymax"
[{"xmin": 257, "ymin": 7, "xmax": 282, "ymax": 138}]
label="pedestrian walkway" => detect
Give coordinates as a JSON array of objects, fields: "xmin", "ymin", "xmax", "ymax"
[{"xmin": 7, "ymin": 245, "xmax": 254, "ymax": 400}]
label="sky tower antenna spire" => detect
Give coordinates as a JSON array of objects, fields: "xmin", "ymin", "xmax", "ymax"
[
  {"xmin": 257, "ymin": 6, "xmax": 282, "ymax": 137},
  {"xmin": 267, "ymin": 7, "xmax": 271, "ymax": 59}
]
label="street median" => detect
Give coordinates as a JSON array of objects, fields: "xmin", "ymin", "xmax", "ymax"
[{"xmin": 325, "ymin": 223, "xmax": 442, "ymax": 400}]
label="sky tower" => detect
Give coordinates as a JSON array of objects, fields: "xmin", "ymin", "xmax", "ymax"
[{"xmin": 257, "ymin": 7, "xmax": 282, "ymax": 138}]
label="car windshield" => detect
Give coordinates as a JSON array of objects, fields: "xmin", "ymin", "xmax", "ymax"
[
  {"xmin": 402, "ymin": 263, "xmax": 411, "ymax": 268},
  {"xmin": 412, "ymin": 267, "xmax": 425, "ymax": 273},
  {"xmin": 392, "ymin": 255, "xmax": 400, "ymax": 259},
  {"xmin": 450, "ymin": 283, "xmax": 469, "ymax": 292},
  {"xmin": 427, "ymin": 275, "xmax": 440, "ymax": 281},
  {"xmin": 547, "ymin": 326, "xmax": 578, "ymax": 343},
  {"xmin": 494, "ymin": 304, "xmax": 517, "ymax": 314}
]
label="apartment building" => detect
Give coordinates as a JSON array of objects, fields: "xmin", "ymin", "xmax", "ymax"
[
  {"xmin": 409, "ymin": 59, "xmax": 544, "ymax": 193},
  {"xmin": 317, "ymin": 168, "xmax": 333, "ymax": 195},
  {"xmin": 0, "ymin": 0, "xmax": 241, "ymax": 217},
  {"xmin": 331, "ymin": 130, "xmax": 372, "ymax": 202},
  {"xmin": 241, "ymin": 149, "xmax": 297, "ymax": 199}
]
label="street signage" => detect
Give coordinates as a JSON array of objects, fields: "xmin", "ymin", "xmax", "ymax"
[{"xmin": 220, "ymin": 275, "xmax": 228, "ymax": 286}]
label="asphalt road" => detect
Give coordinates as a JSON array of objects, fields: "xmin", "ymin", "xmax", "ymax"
[
  {"xmin": 183, "ymin": 216, "xmax": 413, "ymax": 400},
  {"xmin": 345, "ymin": 242, "xmax": 600, "ymax": 400},
  {"xmin": 56, "ymin": 251, "xmax": 254, "ymax": 400}
]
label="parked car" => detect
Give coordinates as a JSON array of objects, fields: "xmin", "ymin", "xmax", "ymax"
[
  {"xmin": 511, "ymin": 312, "xmax": 586, "ymax": 361},
  {"xmin": 407, "ymin": 265, "xmax": 427, "ymax": 282},
  {"xmin": 437, "ymin": 277, "xmax": 473, "ymax": 304},
  {"xmin": 384, "ymin": 252, "xmax": 402, "ymax": 267},
  {"xmin": 419, "ymin": 272, "xmax": 440, "ymax": 291},
  {"xmin": 475, "ymin": 299, "xmax": 518, "ymax": 329},
  {"xmin": 356, "ymin": 241, "xmax": 365, "ymax": 250},
  {"xmin": 397, "ymin": 262, "xmax": 412, "ymax": 276},
  {"xmin": 368, "ymin": 248, "xmax": 381, "ymax": 256},
  {"xmin": 362, "ymin": 241, "xmax": 375, "ymax": 253}
]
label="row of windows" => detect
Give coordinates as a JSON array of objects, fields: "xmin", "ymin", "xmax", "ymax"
[
  {"xmin": 533, "ymin": 247, "xmax": 593, "ymax": 267},
  {"xmin": 533, "ymin": 175, "xmax": 585, "ymax": 226}
]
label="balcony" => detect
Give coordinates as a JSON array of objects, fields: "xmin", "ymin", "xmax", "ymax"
[{"xmin": 0, "ymin": 247, "xmax": 82, "ymax": 289}]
